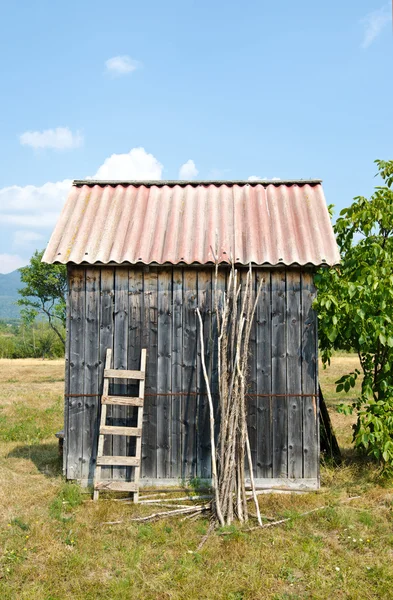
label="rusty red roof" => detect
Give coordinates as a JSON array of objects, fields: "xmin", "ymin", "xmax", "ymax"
[{"xmin": 42, "ymin": 180, "xmax": 340, "ymax": 267}]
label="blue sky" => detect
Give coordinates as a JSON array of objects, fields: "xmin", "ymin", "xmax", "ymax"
[{"xmin": 0, "ymin": 0, "xmax": 392, "ymax": 273}]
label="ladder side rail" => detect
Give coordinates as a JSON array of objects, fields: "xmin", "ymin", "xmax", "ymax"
[
  {"xmin": 93, "ymin": 348, "xmax": 112, "ymax": 501},
  {"xmin": 133, "ymin": 348, "xmax": 147, "ymax": 503}
]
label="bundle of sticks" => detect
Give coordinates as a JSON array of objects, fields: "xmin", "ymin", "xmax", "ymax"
[{"xmin": 197, "ymin": 263, "xmax": 263, "ymax": 527}]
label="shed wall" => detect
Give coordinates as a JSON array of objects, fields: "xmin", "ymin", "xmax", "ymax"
[{"xmin": 65, "ymin": 265, "xmax": 319, "ymax": 486}]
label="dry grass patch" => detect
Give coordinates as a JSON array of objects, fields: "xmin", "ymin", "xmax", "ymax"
[{"xmin": 1, "ymin": 357, "xmax": 393, "ymax": 599}]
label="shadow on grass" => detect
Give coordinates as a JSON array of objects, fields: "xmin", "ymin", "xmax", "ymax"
[{"xmin": 7, "ymin": 442, "xmax": 62, "ymax": 477}]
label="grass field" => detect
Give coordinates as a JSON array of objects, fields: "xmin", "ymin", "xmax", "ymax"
[{"xmin": 1, "ymin": 357, "xmax": 393, "ymax": 599}]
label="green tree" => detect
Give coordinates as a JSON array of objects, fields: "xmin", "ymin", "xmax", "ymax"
[
  {"xmin": 315, "ymin": 159, "xmax": 393, "ymax": 470},
  {"xmin": 18, "ymin": 249, "xmax": 67, "ymax": 348}
]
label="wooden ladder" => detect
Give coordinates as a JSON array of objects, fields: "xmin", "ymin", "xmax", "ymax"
[{"xmin": 93, "ymin": 348, "xmax": 147, "ymax": 502}]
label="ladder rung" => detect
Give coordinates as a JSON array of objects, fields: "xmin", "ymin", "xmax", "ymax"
[
  {"xmin": 104, "ymin": 368, "xmax": 145, "ymax": 380},
  {"xmin": 96, "ymin": 456, "xmax": 140, "ymax": 466},
  {"xmin": 94, "ymin": 481, "xmax": 138, "ymax": 492},
  {"xmin": 100, "ymin": 426, "xmax": 142, "ymax": 437},
  {"xmin": 102, "ymin": 395, "xmax": 144, "ymax": 407}
]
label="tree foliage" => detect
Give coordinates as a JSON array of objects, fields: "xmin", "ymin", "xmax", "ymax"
[
  {"xmin": 18, "ymin": 250, "xmax": 67, "ymax": 348},
  {"xmin": 315, "ymin": 159, "xmax": 393, "ymax": 470}
]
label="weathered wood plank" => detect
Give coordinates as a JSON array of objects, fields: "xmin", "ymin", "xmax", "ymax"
[
  {"xmin": 256, "ymin": 269, "xmax": 272, "ymax": 478},
  {"xmin": 287, "ymin": 271, "xmax": 303, "ymax": 479},
  {"xmin": 211, "ymin": 268, "xmax": 226, "ymax": 446},
  {"xmin": 94, "ymin": 481, "xmax": 138, "ymax": 492},
  {"xmin": 97, "ymin": 456, "xmax": 140, "ymax": 466},
  {"xmin": 104, "ymin": 369, "xmax": 144, "ymax": 380},
  {"xmin": 63, "ymin": 266, "xmax": 72, "ymax": 477},
  {"xmin": 157, "ymin": 269, "xmax": 172, "ymax": 479},
  {"xmin": 82, "ymin": 268, "xmax": 100, "ymax": 482},
  {"xmin": 246, "ymin": 268, "xmax": 258, "ymax": 478},
  {"xmin": 272, "ymin": 270, "xmax": 287, "ymax": 478},
  {"xmin": 102, "ymin": 396, "xmax": 144, "ymax": 407},
  {"xmin": 68, "ymin": 267, "xmax": 85, "ymax": 480},
  {"xmin": 100, "ymin": 426, "xmax": 142, "ymax": 436},
  {"xmin": 197, "ymin": 269, "xmax": 212, "ymax": 479},
  {"xmin": 142, "ymin": 268, "xmax": 158, "ymax": 479},
  {"xmin": 171, "ymin": 268, "xmax": 183, "ymax": 479},
  {"xmin": 182, "ymin": 269, "xmax": 198, "ymax": 480},
  {"xmin": 301, "ymin": 271, "xmax": 319, "ymax": 480},
  {"xmin": 128, "ymin": 269, "xmax": 143, "ymax": 470},
  {"xmin": 99, "ymin": 268, "xmax": 115, "ymax": 480}
]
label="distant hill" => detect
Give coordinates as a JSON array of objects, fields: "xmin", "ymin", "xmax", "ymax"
[{"xmin": 0, "ymin": 270, "xmax": 23, "ymax": 320}]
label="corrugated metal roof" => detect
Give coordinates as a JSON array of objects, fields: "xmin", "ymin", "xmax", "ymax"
[{"xmin": 42, "ymin": 180, "xmax": 340, "ymax": 267}]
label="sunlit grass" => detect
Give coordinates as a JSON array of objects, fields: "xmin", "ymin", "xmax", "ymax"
[{"xmin": 0, "ymin": 356, "xmax": 393, "ymax": 599}]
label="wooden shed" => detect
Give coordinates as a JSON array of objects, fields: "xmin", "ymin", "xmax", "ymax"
[{"xmin": 43, "ymin": 179, "xmax": 340, "ymax": 489}]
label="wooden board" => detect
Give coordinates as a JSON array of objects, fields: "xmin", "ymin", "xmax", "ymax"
[
  {"xmin": 182, "ymin": 269, "xmax": 198, "ymax": 480},
  {"xmin": 99, "ymin": 268, "xmax": 115, "ymax": 480},
  {"xmin": 197, "ymin": 270, "xmax": 212, "ymax": 479},
  {"xmin": 94, "ymin": 481, "xmax": 138, "ymax": 492},
  {"xmin": 286, "ymin": 271, "xmax": 303, "ymax": 479},
  {"xmin": 100, "ymin": 426, "xmax": 142, "ymax": 437},
  {"xmin": 272, "ymin": 271, "xmax": 287, "ymax": 478},
  {"xmin": 246, "ymin": 269, "xmax": 258, "ymax": 478},
  {"xmin": 157, "ymin": 269, "xmax": 172, "ymax": 479},
  {"xmin": 171, "ymin": 268, "xmax": 183, "ymax": 478},
  {"xmin": 102, "ymin": 396, "xmax": 144, "ymax": 406},
  {"xmin": 83, "ymin": 268, "xmax": 100, "ymax": 482},
  {"xmin": 96, "ymin": 456, "xmax": 140, "ymax": 466},
  {"xmin": 68, "ymin": 267, "xmax": 85, "ymax": 480},
  {"xmin": 301, "ymin": 271, "xmax": 319, "ymax": 480},
  {"xmin": 256, "ymin": 270, "xmax": 272, "ymax": 478},
  {"xmin": 142, "ymin": 268, "xmax": 158, "ymax": 479},
  {"xmin": 128, "ymin": 269, "xmax": 143, "ymax": 471},
  {"xmin": 104, "ymin": 369, "xmax": 144, "ymax": 380}
]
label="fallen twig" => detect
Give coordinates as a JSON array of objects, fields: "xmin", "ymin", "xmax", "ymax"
[
  {"xmin": 196, "ymin": 520, "xmax": 215, "ymax": 551},
  {"xmin": 139, "ymin": 495, "xmax": 211, "ymax": 505},
  {"xmin": 103, "ymin": 505, "xmax": 210, "ymax": 525}
]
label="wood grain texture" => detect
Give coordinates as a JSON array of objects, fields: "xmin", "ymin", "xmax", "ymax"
[
  {"xmin": 102, "ymin": 396, "xmax": 144, "ymax": 406},
  {"xmin": 301, "ymin": 271, "xmax": 319, "ymax": 480},
  {"xmin": 142, "ymin": 268, "xmax": 158, "ymax": 479},
  {"xmin": 83, "ymin": 268, "xmax": 100, "ymax": 482},
  {"xmin": 157, "ymin": 268, "xmax": 172, "ymax": 479},
  {"xmin": 100, "ymin": 426, "xmax": 142, "ymax": 436},
  {"xmin": 68, "ymin": 267, "xmax": 85, "ymax": 480},
  {"xmin": 287, "ymin": 271, "xmax": 303, "ymax": 479},
  {"xmin": 197, "ymin": 270, "xmax": 212, "ymax": 479},
  {"xmin": 98, "ymin": 268, "xmax": 114, "ymax": 480},
  {"xmin": 182, "ymin": 270, "xmax": 198, "ymax": 480},
  {"xmin": 256, "ymin": 270, "xmax": 272, "ymax": 478},
  {"xmin": 171, "ymin": 268, "xmax": 183, "ymax": 478},
  {"xmin": 272, "ymin": 271, "xmax": 287, "ymax": 478}
]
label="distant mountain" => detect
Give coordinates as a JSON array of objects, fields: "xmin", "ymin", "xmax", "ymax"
[{"xmin": 0, "ymin": 269, "xmax": 23, "ymax": 320}]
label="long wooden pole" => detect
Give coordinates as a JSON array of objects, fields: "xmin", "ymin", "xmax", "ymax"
[{"xmin": 196, "ymin": 308, "xmax": 225, "ymax": 527}]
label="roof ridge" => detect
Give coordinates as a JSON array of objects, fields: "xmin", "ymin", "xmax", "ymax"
[{"xmin": 73, "ymin": 179, "xmax": 322, "ymax": 188}]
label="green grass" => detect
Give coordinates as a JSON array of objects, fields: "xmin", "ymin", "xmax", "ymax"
[{"xmin": 1, "ymin": 356, "xmax": 393, "ymax": 599}]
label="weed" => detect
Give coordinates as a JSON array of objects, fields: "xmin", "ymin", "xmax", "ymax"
[{"xmin": 10, "ymin": 517, "xmax": 29, "ymax": 531}]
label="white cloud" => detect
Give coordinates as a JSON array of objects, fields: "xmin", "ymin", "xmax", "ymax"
[
  {"xmin": 105, "ymin": 55, "xmax": 141, "ymax": 76},
  {"xmin": 13, "ymin": 230, "xmax": 44, "ymax": 248},
  {"xmin": 361, "ymin": 4, "xmax": 391, "ymax": 48},
  {"xmin": 20, "ymin": 127, "xmax": 83, "ymax": 150},
  {"xmin": 248, "ymin": 176, "xmax": 281, "ymax": 182},
  {"xmin": 93, "ymin": 148, "xmax": 163, "ymax": 180},
  {"xmin": 178, "ymin": 159, "xmax": 198, "ymax": 180},
  {"xmin": 0, "ymin": 254, "xmax": 27, "ymax": 274},
  {"xmin": 0, "ymin": 180, "xmax": 72, "ymax": 229},
  {"xmin": 0, "ymin": 148, "xmax": 163, "ymax": 240}
]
